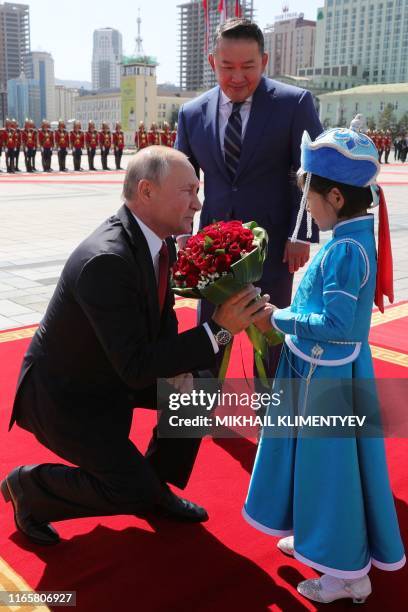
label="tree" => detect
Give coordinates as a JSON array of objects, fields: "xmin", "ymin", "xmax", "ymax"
[
  {"xmin": 378, "ymin": 104, "xmax": 397, "ymax": 135},
  {"xmin": 397, "ymin": 112, "xmax": 408, "ymax": 136},
  {"xmin": 366, "ymin": 116, "xmax": 376, "ymax": 130}
]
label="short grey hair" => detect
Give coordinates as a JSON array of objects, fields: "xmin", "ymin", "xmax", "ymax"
[{"xmin": 122, "ymin": 145, "xmax": 188, "ymax": 201}]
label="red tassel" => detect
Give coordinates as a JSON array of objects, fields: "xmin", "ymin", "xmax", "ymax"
[{"xmin": 374, "ymin": 186, "xmax": 394, "ymax": 313}]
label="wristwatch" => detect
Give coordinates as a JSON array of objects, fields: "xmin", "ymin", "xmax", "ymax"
[{"xmin": 207, "ymin": 319, "xmax": 233, "ymax": 347}]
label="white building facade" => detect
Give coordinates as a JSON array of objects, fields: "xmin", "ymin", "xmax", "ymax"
[
  {"xmin": 55, "ymin": 85, "xmax": 79, "ymax": 122},
  {"xmin": 92, "ymin": 28, "xmax": 123, "ymax": 90},
  {"xmin": 74, "ymin": 90, "xmax": 121, "ymax": 129},
  {"xmin": 318, "ymin": 83, "xmax": 408, "ymax": 129},
  {"xmin": 314, "ymin": 0, "xmax": 408, "ymax": 85}
]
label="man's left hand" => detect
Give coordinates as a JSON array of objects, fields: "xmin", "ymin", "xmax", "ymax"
[{"xmin": 283, "ymin": 241, "xmax": 310, "ymax": 274}]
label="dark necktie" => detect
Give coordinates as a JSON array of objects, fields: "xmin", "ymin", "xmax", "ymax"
[
  {"xmin": 224, "ymin": 101, "xmax": 243, "ymax": 180},
  {"xmin": 158, "ymin": 241, "xmax": 169, "ymax": 314}
]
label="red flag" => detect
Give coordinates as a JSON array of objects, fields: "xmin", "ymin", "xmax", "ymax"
[
  {"xmin": 235, "ymin": 1, "xmax": 242, "ymax": 17},
  {"xmin": 202, "ymin": 0, "xmax": 209, "ymax": 53},
  {"xmin": 218, "ymin": 0, "xmax": 227, "ymax": 22},
  {"xmin": 374, "ymin": 186, "xmax": 394, "ymax": 313}
]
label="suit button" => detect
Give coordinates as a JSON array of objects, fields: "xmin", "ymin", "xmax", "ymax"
[{"xmin": 232, "ymin": 186, "xmax": 238, "ymax": 192}]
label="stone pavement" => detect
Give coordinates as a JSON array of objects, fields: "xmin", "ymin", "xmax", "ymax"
[{"xmin": 0, "ymin": 152, "xmax": 407, "ymax": 330}]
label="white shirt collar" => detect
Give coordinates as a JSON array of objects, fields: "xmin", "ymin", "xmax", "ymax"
[
  {"xmin": 131, "ymin": 212, "xmax": 163, "ymax": 261},
  {"xmin": 219, "ymin": 89, "xmax": 252, "ymax": 107}
]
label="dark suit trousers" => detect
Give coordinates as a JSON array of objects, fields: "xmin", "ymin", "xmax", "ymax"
[{"xmin": 14, "ymin": 369, "xmax": 199, "ymax": 524}]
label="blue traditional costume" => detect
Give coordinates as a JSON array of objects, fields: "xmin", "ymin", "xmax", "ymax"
[{"xmin": 243, "ymin": 128, "xmax": 406, "ymax": 580}]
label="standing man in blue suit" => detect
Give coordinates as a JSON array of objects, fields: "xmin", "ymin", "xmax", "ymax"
[{"xmin": 175, "ymin": 18, "xmax": 323, "ymax": 376}]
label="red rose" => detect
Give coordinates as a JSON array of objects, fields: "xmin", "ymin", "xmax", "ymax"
[{"xmin": 214, "ymin": 253, "xmax": 232, "ymax": 273}]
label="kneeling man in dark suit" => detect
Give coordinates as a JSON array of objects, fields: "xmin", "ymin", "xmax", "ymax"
[{"xmin": 1, "ymin": 146, "xmax": 269, "ymax": 545}]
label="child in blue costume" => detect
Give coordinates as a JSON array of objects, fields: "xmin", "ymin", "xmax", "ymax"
[{"xmin": 243, "ymin": 128, "xmax": 406, "ymax": 604}]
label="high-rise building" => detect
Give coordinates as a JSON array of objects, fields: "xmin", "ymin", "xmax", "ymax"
[
  {"xmin": 0, "ymin": 2, "xmax": 30, "ymax": 123},
  {"xmin": 7, "ymin": 72, "xmax": 40, "ymax": 126},
  {"xmin": 92, "ymin": 27, "xmax": 123, "ymax": 90},
  {"xmin": 25, "ymin": 51, "xmax": 56, "ymax": 121},
  {"xmin": 264, "ymin": 11, "xmax": 316, "ymax": 78},
  {"xmin": 178, "ymin": 0, "xmax": 254, "ymax": 91},
  {"xmin": 314, "ymin": 0, "xmax": 408, "ymax": 86}
]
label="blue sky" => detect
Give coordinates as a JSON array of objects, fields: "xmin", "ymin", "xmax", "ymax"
[{"xmin": 27, "ymin": 0, "xmax": 322, "ymax": 84}]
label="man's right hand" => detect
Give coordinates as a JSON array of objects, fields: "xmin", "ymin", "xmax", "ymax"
[{"xmin": 212, "ymin": 285, "xmax": 270, "ymax": 335}]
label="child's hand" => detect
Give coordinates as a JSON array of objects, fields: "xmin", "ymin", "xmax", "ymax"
[
  {"xmin": 254, "ymin": 303, "xmax": 277, "ymax": 334},
  {"xmin": 283, "ymin": 241, "xmax": 310, "ymax": 273}
]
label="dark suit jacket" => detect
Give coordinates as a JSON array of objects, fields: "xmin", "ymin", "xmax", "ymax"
[
  {"xmin": 9, "ymin": 206, "xmax": 216, "ymax": 466},
  {"xmin": 175, "ymin": 76, "xmax": 323, "ymax": 290}
]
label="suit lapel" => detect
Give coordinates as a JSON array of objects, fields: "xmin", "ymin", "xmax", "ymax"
[
  {"xmin": 203, "ymin": 87, "xmax": 231, "ymax": 182},
  {"xmin": 236, "ymin": 78, "xmax": 276, "ymax": 180},
  {"xmin": 116, "ymin": 205, "xmax": 161, "ymax": 335}
]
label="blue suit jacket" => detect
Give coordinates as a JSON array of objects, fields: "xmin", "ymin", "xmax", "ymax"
[{"xmin": 175, "ymin": 77, "xmax": 322, "ymax": 278}]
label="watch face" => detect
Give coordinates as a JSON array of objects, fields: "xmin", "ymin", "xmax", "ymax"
[{"xmin": 216, "ymin": 329, "xmax": 232, "ymax": 346}]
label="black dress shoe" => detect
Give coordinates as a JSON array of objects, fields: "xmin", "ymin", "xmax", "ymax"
[
  {"xmin": 155, "ymin": 484, "xmax": 208, "ymax": 522},
  {"xmin": 1, "ymin": 467, "xmax": 60, "ymax": 545}
]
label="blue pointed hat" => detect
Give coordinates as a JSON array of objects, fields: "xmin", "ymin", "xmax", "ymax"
[
  {"xmin": 301, "ymin": 128, "xmax": 380, "ymax": 187},
  {"xmin": 291, "ymin": 127, "xmax": 381, "ymax": 242}
]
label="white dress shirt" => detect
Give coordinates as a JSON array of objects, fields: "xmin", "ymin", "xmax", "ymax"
[
  {"xmin": 132, "ymin": 212, "xmax": 219, "ymax": 353},
  {"xmin": 219, "ymin": 90, "xmax": 252, "ymax": 157}
]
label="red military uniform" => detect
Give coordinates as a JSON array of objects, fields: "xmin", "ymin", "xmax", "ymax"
[
  {"xmin": 38, "ymin": 127, "xmax": 54, "ymax": 149},
  {"xmin": 0, "ymin": 129, "xmax": 5, "ymax": 168},
  {"xmin": 54, "ymin": 128, "xmax": 69, "ymax": 149},
  {"xmin": 160, "ymin": 125, "xmax": 173, "ymax": 147},
  {"xmin": 135, "ymin": 126, "xmax": 148, "ymax": 150},
  {"xmin": 377, "ymin": 132, "xmax": 385, "ymax": 163},
  {"xmin": 70, "ymin": 122, "xmax": 85, "ymax": 171},
  {"xmin": 85, "ymin": 122, "xmax": 98, "ymax": 171},
  {"xmin": 112, "ymin": 124, "xmax": 125, "ymax": 170},
  {"xmin": 99, "ymin": 124, "xmax": 111, "ymax": 170},
  {"xmin": 147, "ymin": 124, "xmax": 161, "ymax": 146},
  {"xmin": 171, "ymin": 126, "xmax": 177, "ymax": 147},
  {"xmin": 55, "ymin": 122, "xmax": 69, "ymax": 171},
  {"xmin": 22, "ymin": 123, "xmax": 37, "ymax": 172},
  {"xmin": 70, "ymin": 129, "xmax": 85, "ymax": 150},
  {"xmin": 13, "ymin": 122, "xmax": 22, "ymax": 171},
  {"xmin": 39, "ymin": 123, "xmax": 54, "ymax": 172},
  {"xmin": 384, "ymin": 132, "xmax": 392, "ymax": 164},
  {"xmin": 4, "ymin": 122, "xmax": 16, "ymax": 173}
]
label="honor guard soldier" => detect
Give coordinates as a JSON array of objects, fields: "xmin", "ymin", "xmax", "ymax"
[
  {"xmin": 39, "ymin": 120, "xmax": 54, "ymax": 172},
  {"xmin": 147, "ymin": 122, "xmax": 160, "ymax": 146},
  {"xmin": 30, "ymin": 120, "xmax": 38, "ymax": 171},
  {"xmin": 4, "ymin": 119, "xmax": 16, "ymax": 173},
  {"xmin": 135, "ymin": 121, "xmax": 148, "ymax": 150},
  {"xmin": 377, "ymin": 130, "xmax": 385, "ymax": 164},
  {"xmin": 12, "ymin": 119, "xmax": 22, "ymax": 171},
  {"xmin": 160, "ymin": 121, "xmax": 173, "ymax": 147},
  {"xmin": 22, "ymin": 119, "xmax": 38, "ymax": 172},
  {"xmin": 99, "ymin": 122, "xmax": 111, "ymax": 170},
  {"xmin": 38, "ymin": 119, "xmax": 54, "ymax": 172},
  {"xmin": 171, "ymin": 122, "xmax": 177, "ymax": 147},
  {"xmin": 384, "ymin": 130, "xmax": 392, "ymax": 164},
  {"xmin": 112, "ymin": 122, "xmax": 125, "ymax": 170},
  {"xmin": 85, "ymin": 120, "xmax": 98, "ymax": 170},
  {"xmin": 70, "ymin": 121, "xmax": 84, "ymax": 171},
  {"xmin": 0, "ymin": 125, "xmax": 4, "ymax": 172},
  {"xmin": 55, "ymin": 120, "xmax": 69, "ymax": 171}
]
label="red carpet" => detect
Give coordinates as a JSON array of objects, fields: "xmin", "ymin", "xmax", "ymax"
[{"xmin": 0, "ymin": 303, "xmax": 407, "ymax": 611}]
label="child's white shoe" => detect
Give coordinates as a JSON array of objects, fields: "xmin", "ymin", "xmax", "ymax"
[
  {"xmin": 277, "ymin": 535, "xmax": 294, "ymax": 556},
  {"xmin": 297, "ymin": 573, "xmax": 372, "ymax": 604}
]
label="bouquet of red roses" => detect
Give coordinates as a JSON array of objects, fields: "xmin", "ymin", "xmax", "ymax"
[{"xmin": 172, "ymin": 220, "xmax": 282, "ymax": 383}]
